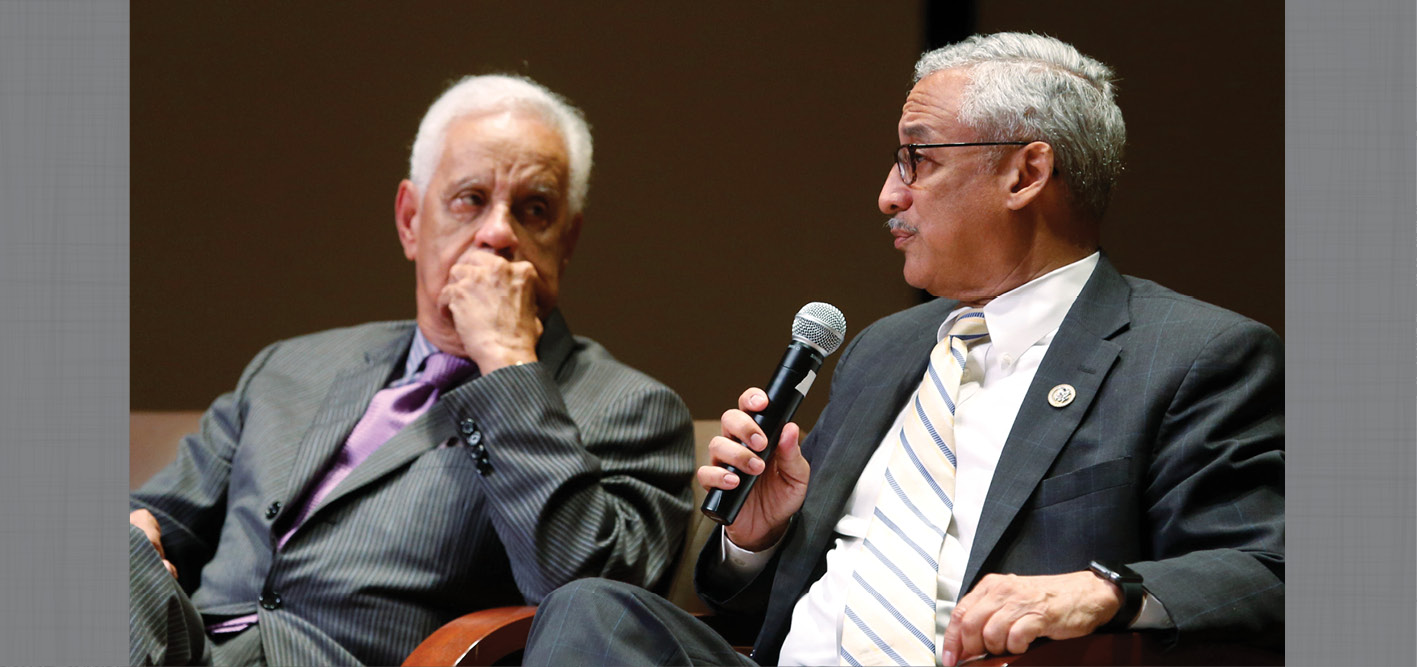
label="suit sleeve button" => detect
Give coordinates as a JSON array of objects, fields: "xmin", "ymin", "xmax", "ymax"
[
  {"xmin": 459, "ymin": 418, "xmax": 478, "ymax": 435},
  {"xmin": 259, "ymin": 591, "xmax": 283, "ymax": 610},
  {"xmin": 265, "ymin": 501, "xmax": 281, "ymax": 520}
]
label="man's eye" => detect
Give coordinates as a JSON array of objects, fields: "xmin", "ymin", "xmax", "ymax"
[{"xmin": 523, "ymin": 200, "xmax": 550, "ymax": 221}]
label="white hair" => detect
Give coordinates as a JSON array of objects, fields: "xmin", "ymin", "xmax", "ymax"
[
  {"xmin": 408, "ymin": 74, "xmax": 593, "ymax": 214},
  {"xmin": 915, "ymin": 32, "xmax": 1126, "ymax": 220}
]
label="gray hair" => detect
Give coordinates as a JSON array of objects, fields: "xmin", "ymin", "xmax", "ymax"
[
  {"xmin": 915, "ymin": 32, "xmax": 1125, "ymax": 220},
  {"xmin": 408, "ymin": 74, "xmax": 593, "ymax": 214}
]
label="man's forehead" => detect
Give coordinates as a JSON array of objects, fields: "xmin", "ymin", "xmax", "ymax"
[
  {"xmin": 900, "ymin": 123, "xmax": 935, "ymax": 141},
  {"xmin": 897, "ymin": 70, "xmax": 967, "ymax": 139}
]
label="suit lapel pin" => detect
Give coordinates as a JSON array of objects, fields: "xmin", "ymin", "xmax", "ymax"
[{"xmin": 1047, "ymin": 384, "xmax": 1076, "ymax": 408}]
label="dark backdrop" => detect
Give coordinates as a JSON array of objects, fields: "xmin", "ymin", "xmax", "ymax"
[{"xmin": 132, "ymin": 1, "xmax": 1282, "ymax": 427}]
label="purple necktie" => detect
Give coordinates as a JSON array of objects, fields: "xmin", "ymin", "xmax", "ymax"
[
  {"xmin": 276, "ymin": 352, "xmax": 475, "ymax": 550},
  {"xmin": 209, "ymin": 353, "xmax": 475, "ymax": 635}
]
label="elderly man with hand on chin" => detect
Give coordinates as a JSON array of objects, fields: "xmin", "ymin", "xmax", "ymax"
[
  {"xmin": 519, "ymin": 32, "xmax": 1284, "ymax": 667},
  {"xmin": 129, "ymin": 74, "xmax": 694, "ymax": 666}
]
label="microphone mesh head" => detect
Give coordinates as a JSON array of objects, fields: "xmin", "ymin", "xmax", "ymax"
[{"xmin": 792, "ymin": 302, "xmax": 847, "ymax": 356}]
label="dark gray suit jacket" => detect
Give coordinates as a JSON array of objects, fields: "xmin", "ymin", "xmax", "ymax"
[
  {"xmin": 697, "ymin": 257, "xmax": 1284, "ymax": 663},
  {"xmin": 132, "ymin": 311, "xmax": 695, "ymax": 665}
]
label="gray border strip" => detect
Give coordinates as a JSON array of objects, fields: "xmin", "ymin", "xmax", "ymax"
[
  {"xmin": 0, "ymin": 0, "xmax": 130, "ymax": 663},
  {"xmin": 0, "ymin": 0, "xmax": 1413, "ymax": 663},
  {"xmin": 1286, "ymin": 0, "xmax": 1416, "ymax": 665}
]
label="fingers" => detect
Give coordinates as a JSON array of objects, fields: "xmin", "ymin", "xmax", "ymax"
[
  {"xmin": 129, "ymin": 509, "xmax": 165, "ymax": 560},
  {"xmin": 736, "ymin": 387, "xmax": 769, "ymax": 413},
  {"xmin": 695, "ymin": 464, "xmax": 738, "ymax": 491},
  {"xmin": 1004, "ymin": 615, "xmax": 1045, "ymax": 656},
  {"xmin": 944, "ymin": 578, "xmax": 1000, "ymax": 664},
  {"xmin": 131, "ymin": 509, "xmax": 180, "ymax": 580},
  {"xmin": 440, "ymin": 259, "xmax": 541, "ymax": 322},
  {"xmin": 721, "ymin": 388, "xmax": 768, "ymax": 459},
  {"xmin": 941, "ymin": 602, "xmax": 965, "ymax": 665},
  {"xmin": 704, "ymin": 435, "xmax": 765, "ymax": 479},
  {"xmin": 720, "ymin": 408, "xmax": 766, "ymax": 453},
  {"xmin": 709, "ymin": 389, "xmax": 779, "ymax": 489},
  {"xmin": 440, "ymin": 254, "xmax": 544, "ymax": 371},
  {"xmin": 979, "ymin": 603, "xmax": 1040, "ymax": 657},
  {"xmin": 952, "ymin": 605, "xmax": 992, "ymax": 663},
  {"xmin": 945, "ymin": 573, "xmax": 1093, "ymax": 664}
]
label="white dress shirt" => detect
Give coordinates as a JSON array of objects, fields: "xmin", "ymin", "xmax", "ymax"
[{"xmin": 718, "ymin": 253, "xmax": 1169, "ymax": 666}]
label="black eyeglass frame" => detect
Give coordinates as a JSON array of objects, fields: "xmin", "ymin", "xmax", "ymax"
[{"xmin": 894, "ymin": 141, "xmax": 1034, "ymax": 185}]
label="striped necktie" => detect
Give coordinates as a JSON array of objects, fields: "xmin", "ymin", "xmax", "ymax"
[{"xmin": 839, "ymin": 310, "xmax": 988, "ymax": 666}]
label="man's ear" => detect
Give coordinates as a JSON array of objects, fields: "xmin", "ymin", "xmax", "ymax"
[
  {"xmin": 394, "ymin": 179, "xmax": 420, "ymax": 260},
  {"xmin": 1003, "ymin": 141, "xmax": 1055, "ymax": 211}
]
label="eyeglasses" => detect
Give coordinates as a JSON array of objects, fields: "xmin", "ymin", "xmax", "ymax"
[{"xmin": 894, "ymin": 141, "xmax": 1033, "ymax": 185}]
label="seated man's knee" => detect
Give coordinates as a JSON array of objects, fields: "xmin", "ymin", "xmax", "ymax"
[{"xmin": 542, "ymin": 577, "xmax": 644, "ymax": 612}]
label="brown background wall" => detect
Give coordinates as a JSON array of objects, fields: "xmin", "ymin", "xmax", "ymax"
[{"xmin": 132, "ymin": 1, "xmax": 1282, "ymax": 427}]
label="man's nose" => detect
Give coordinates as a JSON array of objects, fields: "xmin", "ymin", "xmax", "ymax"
[
  {"xmin": 474, "ymin": 206, "xmax": 518, "ymax": 259},
  {"xmin": 878, "ymin": 165, "xmax": 912, "ymax": 215}
]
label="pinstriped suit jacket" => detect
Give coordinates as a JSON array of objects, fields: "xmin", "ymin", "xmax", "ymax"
[
  {"xmin": 697, "ymin": 256, "xmax": 1284, "ymax": 663},
  {"xmin": 131, "ymin": 311, "xmax": 695, "ymax": 665}
]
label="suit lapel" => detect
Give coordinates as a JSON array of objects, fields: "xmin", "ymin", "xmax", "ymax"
[
  {"xmin": 278, "ymin": 330, "xmax": 410, "ymax": 517},
  {"xmin": 311, "ymin": 400, "xmax": 459, "ymax": 514},
  {"xmin": 961, "ymin": 257, "xmax": 1131, "ymax": 593}
]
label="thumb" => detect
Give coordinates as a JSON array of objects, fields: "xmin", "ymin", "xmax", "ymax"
[{"xmin": 773, "ymin": 423, "xmax": 809, "ymax": 481}]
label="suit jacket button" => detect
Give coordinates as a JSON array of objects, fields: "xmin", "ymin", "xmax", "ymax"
[
  {"xmin": 259, "ymin": 591, "xmax": 282, "ymax": 610},
  {"xmin": 465, "ymin": 429, "xmax": 482, "ymax": 446},
  {"xmin": 265, "ymin": 501, "xmax": 281, "ymax": 520},
  {"xmin": 459, "ymin": 418, "xmax": 478, "ymax": 435},
  {"xmin": 476, "ymin": 460, "xmax": 493, "ymax": 476}
]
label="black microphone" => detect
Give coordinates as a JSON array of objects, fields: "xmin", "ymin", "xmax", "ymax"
[{"xmin": 701, "ymin": 302, "xmax": 847, "ymax": 526}]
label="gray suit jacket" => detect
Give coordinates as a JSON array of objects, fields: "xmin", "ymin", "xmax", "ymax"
[
  {"xmin": 697, "ymin": 256, "xmax": 1284, "ymax": 663},
  {"xmin": 132, "ymin": 311, "xmax": 695, "ymax": 665}
]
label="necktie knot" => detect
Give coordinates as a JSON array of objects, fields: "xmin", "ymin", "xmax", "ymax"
[
  {"xmin": 948, "ymin": 309, "xmax": 989, "ymax": 349},
  {"xmin": 419, "ymin": 353, "xmax": 476, "ymax": 391}
]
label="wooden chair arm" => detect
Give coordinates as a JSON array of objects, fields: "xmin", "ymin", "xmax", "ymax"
[
  {"xmin": 402, "ymin": 605, "xmax": 537, "ymax": 667},
  {"xmin": 967, "ymin": 631, "xmax": 1282, "ymax": 666}
]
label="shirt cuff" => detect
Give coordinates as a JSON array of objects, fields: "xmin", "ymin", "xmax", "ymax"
[
  {"xmin": 1130, "ymin": 591, "xmax": 1173, "ymax": 629},
  {"xmin": 717, "ymin": 529, "xmax": 783, "ymax": 578}
]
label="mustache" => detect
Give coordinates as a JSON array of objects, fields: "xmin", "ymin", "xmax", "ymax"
[{"xmin": 885, "ymin": 217, "xmax": 918, "ymax": 234}]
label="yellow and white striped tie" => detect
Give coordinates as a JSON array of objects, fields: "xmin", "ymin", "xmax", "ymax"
[{"xmin": 840, "ymin": 310, "xmax": 988, "ymax": 666}]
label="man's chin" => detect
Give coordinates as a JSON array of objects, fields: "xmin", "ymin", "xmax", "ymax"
[{"xmin": 902, "ymin": 267, "xmax": 932, "ymax": 293}]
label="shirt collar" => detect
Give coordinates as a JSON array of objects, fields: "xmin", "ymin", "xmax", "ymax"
[
  {"xmin": 937, "ymin": 252, "xmax": 1100, "ymax": 360},
  {"xmin": 398, "ymin": 327, "xmax": 443, "ymax": 384}
]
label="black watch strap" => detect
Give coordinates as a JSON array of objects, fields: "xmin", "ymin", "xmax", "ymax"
[{"xmin": 1090, "ymin": 560, "xmax": 1144, "ymax": 632}]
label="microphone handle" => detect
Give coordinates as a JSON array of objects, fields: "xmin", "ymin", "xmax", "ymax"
[{"xmin": 701, "ymin": 342, "xmax": 824, "ymax": 525}]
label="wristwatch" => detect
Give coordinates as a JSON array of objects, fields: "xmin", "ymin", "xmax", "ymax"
[{"xmin": 1089, "ymin": 560, "xmax": 1144, "ymax": 632}]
